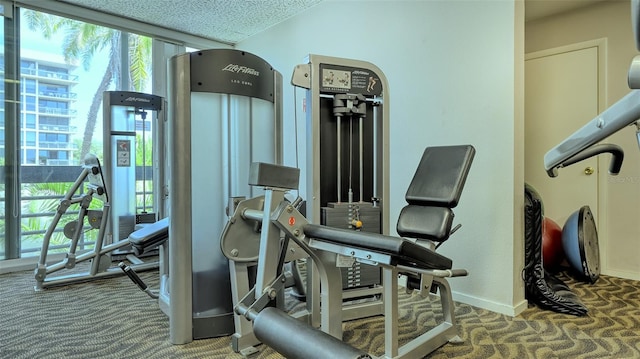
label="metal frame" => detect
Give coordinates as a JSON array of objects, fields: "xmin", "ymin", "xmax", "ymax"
[
  {"xmin": 544, "ymin": 90, "xmax": 640, "ymax": 176},
  {"xmin": 102, "ymin": 91, "xmax": 165, "ymax": 243},
  {"xmin": 293, "ymin": 53, "xmax": 390, "ymax": 233},
  {"xmin": 292, "ymin": 53, "xmax": 391, "ymax": 327},
  {"xmin": 34, "ymin": 91, "xmax": 165, "ymax": 291},
  {"xmin": 276, "ymin": 200, "xmax": 465, "ymax": 359},
  {"xmin": 168, "ymin": 49, "xmax": 284, "ymax": 344},
  {"xmin": 225, "ymin": 170, "xmax": 465, "ymax": 358},
  {"xmin": 307, "ymin": 238, "xmax": 464, "ymax": 358},
  {"xmin": 33, "ymin": 155, "xmax": 158, "ymax": 290}
]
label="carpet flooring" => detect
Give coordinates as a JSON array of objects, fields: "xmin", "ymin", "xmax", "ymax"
[{"xmin": 1, "ymin": 265, "xmax": 639, "ymax": 358}]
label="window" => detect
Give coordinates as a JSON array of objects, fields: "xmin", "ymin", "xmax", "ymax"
[
  {"xmin": 40, "ymin": 116, "xmax": 69, "ymax": 128},
  {"xmin": 25, "ymin": 131, "xmax": 35, "ymax": 146},
  {"xmin": 24, "ymin": 95, "xmax": 35, "ymax": 112},
  {"xmin": 21, "ymin": 60, "xmax": 35, "ymax": 75},
  {"xmin": 25, "ymin": 149, "xmax": 36, "ymax": 164},
  {"xmin": 38, "ymin": 64, "xmax": 70, "ymax": 80},
  {"xmin": 1, "ymin": 6, "xmax": 157, "ymax": 261},
  {"xmin": 38, "ymin": 132, "xmax": 68, "ymax": 143},
  {"xmin": 24, "ymin": 113, "xmax": 35, "ymax": 128},
  {"xmin": 22, "ymin": 79, "xmax": 35, "ymax": 94},
  {"xmin": 41, "ymin": 84, "xmax": 68, "ymax": 98}
]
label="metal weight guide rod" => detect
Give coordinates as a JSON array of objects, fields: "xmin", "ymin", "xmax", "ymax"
[{"xmin": 292, "ymin": 54, "xmax": 390, "ymax": 324}]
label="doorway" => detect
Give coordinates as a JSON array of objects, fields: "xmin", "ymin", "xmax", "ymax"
[{"xmin": 524, "ymin": 39, "xmax": 608, "ymax": 273}]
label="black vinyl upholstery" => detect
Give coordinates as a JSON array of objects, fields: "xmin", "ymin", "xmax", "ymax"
[
  {"xmin": 302, "ymin": 145, "xmax": 474, "ymax": 270},
  {"xmin": 398, "ymin": 145, "xmax": 475, "ymax": 242},
  {"xmin": 405, "ymin": 145, "xmax": 475, "ymax": 208},
  {"xmin": 397, "ymin": 205, "xmax": 453, "ymax": 241}
]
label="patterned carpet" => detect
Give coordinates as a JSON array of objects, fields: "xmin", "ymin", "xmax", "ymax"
[{"xmin": 1, "ymin": 266, "xmax": 639, "ymax": 359}]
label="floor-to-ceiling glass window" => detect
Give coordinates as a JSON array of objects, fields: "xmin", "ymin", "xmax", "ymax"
[
  {"xmin": 0, "ymin": 3, "xmax": 8, "ymax": 261},
  {"xmin": 1, "ymin": 5, "xmax": 153, "ymax": 262}
]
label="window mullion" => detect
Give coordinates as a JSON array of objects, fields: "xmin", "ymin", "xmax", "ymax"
[{"xmin": 4, "ymin": 2, "xmax": 21, "ymax": 259}]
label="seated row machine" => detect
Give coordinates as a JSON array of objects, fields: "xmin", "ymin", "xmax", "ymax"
[
  {"xmin": 34, "ymin": 154, "xmax": 169, "ymax": 291},
  {"xmin": 222, "ymin": 144, "xmax": 475, "ymax": 358}
]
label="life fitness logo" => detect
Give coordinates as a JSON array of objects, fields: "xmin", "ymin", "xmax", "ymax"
[
  {"xmin": 222, "ymin": 64, "xmax": 260, "ymax": 76},
  {"xmin": 124, "ymin": 96, "xmax": 151, "ymax": 103},
  {"xmin": 288, "ymin": 216, "xmax": 296, "ymax": 226}
]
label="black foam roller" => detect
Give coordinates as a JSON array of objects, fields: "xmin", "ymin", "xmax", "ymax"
[{"xmin": 252, "ymin": 307, "xmax": 371, "ymax": 359}]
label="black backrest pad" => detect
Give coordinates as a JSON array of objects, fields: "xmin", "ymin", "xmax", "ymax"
[
  {"xmin": 303, "ymin": 224, "xmax": 453, "ymax": 270},
  {"xmin": 405, "ymin": 145, "xmax": 475, "ymax": 208},
  {"xmin": 397, "ymin": 205, "xmax": 453, "ymax": 242},
  {"xmin": 248, "ymin": 162, "xmax": 300, "ymax": 190}
]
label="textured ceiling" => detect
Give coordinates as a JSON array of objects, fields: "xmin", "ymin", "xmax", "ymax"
[
  {"xmin": 57, "ymin": 0, "xmax": 324, "ymax": 45},
  {"xmin": 56, "ymin": 0, "xmax": 608, "ymax": 45}
]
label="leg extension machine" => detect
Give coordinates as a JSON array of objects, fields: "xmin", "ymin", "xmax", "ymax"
[{"xmin": 225, "ymin": 145, "xmax": 475, "ymax": 358}]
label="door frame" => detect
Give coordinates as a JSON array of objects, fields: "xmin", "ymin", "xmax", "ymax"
[{"xmin": 525, "ymin": 38, "xmax": 610, "ymax": 276}]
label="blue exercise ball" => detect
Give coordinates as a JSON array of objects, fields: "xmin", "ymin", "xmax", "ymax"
[{"xmin": 562, "ymin": 206, "xmax": 600, "ymax": 284}]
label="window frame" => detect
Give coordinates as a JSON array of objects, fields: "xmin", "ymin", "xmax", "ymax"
[{"xmin": 0, "ymin": 0, "xmax": 211, "ymax": 269}]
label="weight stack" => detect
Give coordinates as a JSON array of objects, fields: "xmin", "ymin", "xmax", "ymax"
[{"xmin": 321, "ymin": 202, "xmax": 381, "ymax": 289}]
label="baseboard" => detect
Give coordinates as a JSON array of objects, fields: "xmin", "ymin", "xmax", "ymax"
[
  {"xmin": 602, "ymin": 268, "xmax": 640, "ymax": 281},
  {"xmin": 0, "ymin": 253, "xmax": 66, "ymax": 274},
  {"xmin": 452, "ymin": 291, "xmax": 529, "ymax": 317}
]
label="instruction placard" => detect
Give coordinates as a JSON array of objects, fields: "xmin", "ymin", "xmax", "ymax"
[{"xmin": 117, "ymin": 140, "xmax": 131, "ymax": 167}]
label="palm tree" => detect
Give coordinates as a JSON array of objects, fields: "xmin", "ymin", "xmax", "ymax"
[
  {"xmin": 23, "ymin": 10, "xmax": 152, "ymax": 162},
  {"xmin": 19, "ymin": 10, "xmax": 153, "ymax": 255}
]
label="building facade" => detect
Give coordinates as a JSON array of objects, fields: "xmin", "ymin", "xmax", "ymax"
[{"xmin": 3, "ymin": 55, "xmax": 78, "ymax": 165}]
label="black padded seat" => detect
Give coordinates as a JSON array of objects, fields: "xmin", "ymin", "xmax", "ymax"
[
  {"xmin": 129, "ymin": 217, "xmax": 169, "ymax": 256},
  {"xmin": 303, "ymin": 224, "xmax": 452, "ymax": 270},
  {"xmin": 397, "ymin": 145, "xmax": 475, "ymax": 242},
  {"xmin": 302, "ymin": 145, "xmax": 474, "ymax": 271},
  {"xmin": 397, "ymin": 206, "xmax": 453, "ymax": 242}
]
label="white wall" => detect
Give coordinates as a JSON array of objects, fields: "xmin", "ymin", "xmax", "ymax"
[{"xmin": 238, "ymin": 0, "xmax": 526, "ymax": 315}]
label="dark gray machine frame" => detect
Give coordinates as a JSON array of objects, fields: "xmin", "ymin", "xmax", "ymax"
[
  {"xmin": 292, "ymin": 54, "xmax": 389, "ymax": 231},
  {"xmin": 292, "ymin": 54, "xmax": 390, "ymax": 322},
  {"xmin": 168, "ymin": 49, "xmax": 283, "ymax": 344}
]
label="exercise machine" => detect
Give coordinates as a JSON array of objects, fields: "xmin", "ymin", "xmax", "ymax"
[
  {"xmin": 102, "ymin": 91, "xmax": 166, "ymax": 244},
  {"xmin": 226, "ymin": 144, "xmax": 474, "ymax": 358},
  {"xmin": 544, "ymin": 0, "xmax": 640, "ymax": 174},
  {"xmin": 291, "ymin": 54, "xmax": 389, "ymax": 322},
  {"xmin": 544, "ymin": 0, "xmax": 640, "ymax": 290},
  {"xmin": 119, "ymin": 216, "xmax": 170, "ymax": 299},
  {"xmin": 167, "ymin": 48, "xmax": 283, "ymax": 344},
  {"xmin": 220, "ymin": 163, "xmax": 308, "ymax": 355},
  {"xmin": 34, "ymin": 91, "xmax": 165, "ymax": 290},
  {"xmin": 34, "ymin": 155, "xmax": 136, "ymax": 289}
]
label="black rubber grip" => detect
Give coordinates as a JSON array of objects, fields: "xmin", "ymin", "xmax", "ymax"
[
  {"xmin": 561, "ymin": 144, "xmax": 624, "ymax": 175},
  {"xmin": 118, "ymin": 262, "xmax": 148, "ymax": 291}
]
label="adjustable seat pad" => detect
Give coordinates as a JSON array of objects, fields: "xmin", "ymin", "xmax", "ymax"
[
  {"xmin": 303, "ymin": 224, "xmax": 453, "ymax": 270},
  {"xmin": 129, "ymin": 217, "xmax": 169, "ymax": 255},
  {"xmin": 397, "ymin": 206, "xmax": 453, "ymax": 242},
  {"xmin": 397, "ymin": 145, "xmax": 475, "ymax": 242}
]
